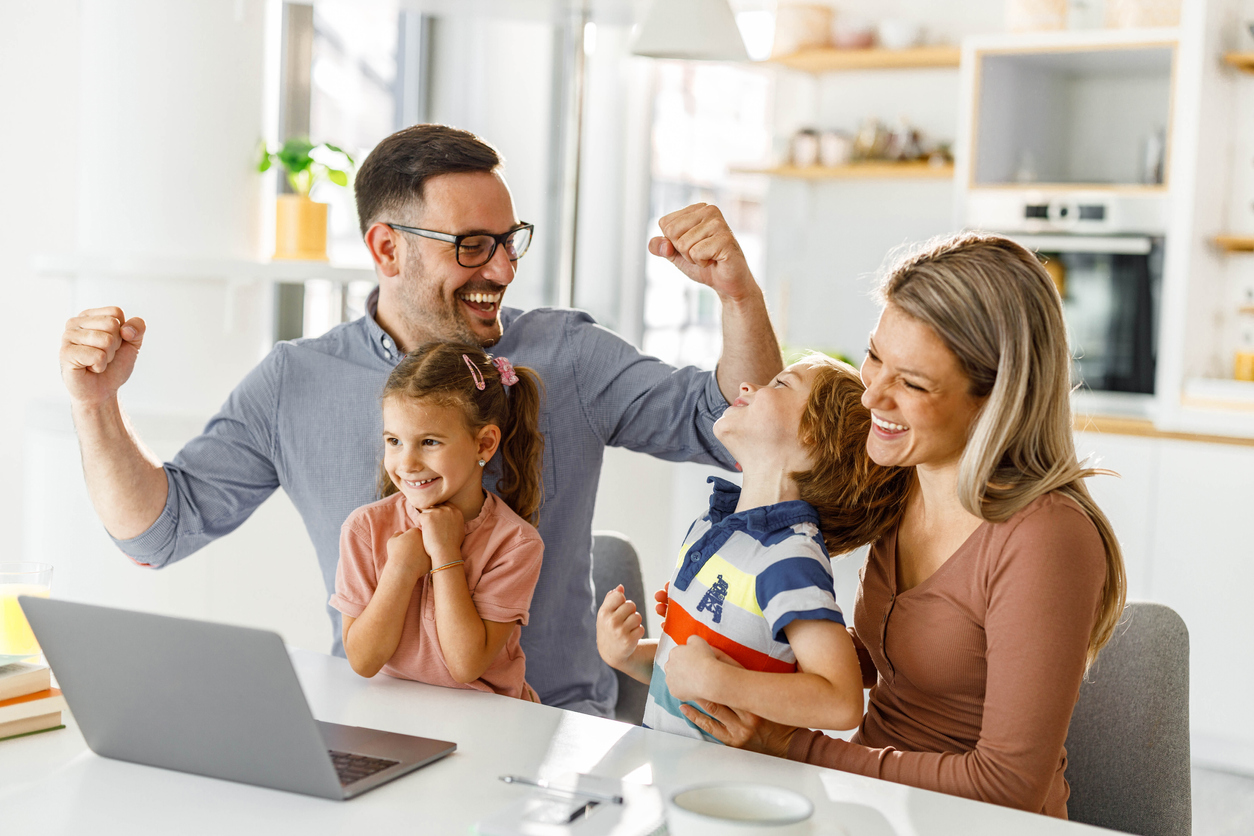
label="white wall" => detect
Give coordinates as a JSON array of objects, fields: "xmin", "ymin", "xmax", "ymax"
[
  {"xmin": 0, "ymin": 1, "xmax": 83, "ymax": 571},
  {"xmin": 4, "ymin": 0, "xmax": 332, "ymax": 653}
]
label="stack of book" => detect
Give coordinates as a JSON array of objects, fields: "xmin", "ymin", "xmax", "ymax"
[{"xmin": 0, "ymin": 661, "xmax": 66, "ymax": 742}]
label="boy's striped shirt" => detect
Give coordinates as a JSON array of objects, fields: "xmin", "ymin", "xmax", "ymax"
[{"xmin": 643, "ymin": 477, "xmax": 845, "ymax": 742}]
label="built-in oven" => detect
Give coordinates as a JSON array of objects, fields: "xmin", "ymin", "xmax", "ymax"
[{"xmin": 966, "ymin": 191, "xmax": 1166, "ymax": 399}]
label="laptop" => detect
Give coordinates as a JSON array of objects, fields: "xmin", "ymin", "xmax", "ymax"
[{"xmin": 19, "ymin": 597, "xmax": 456, "ymax": 800}]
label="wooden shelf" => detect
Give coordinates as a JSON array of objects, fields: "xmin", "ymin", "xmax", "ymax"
[
  {"xmin": 1223, "ymin": 52, "xmax": 1254, "ymax": 72},
  {"xmin": 1074, "ymin": 413, "xmax": 1254, "ymax": 447},
  {"xmin": 734, "ymin": 161, "xmax": 955, "ymax": 180},
  {"xmin": 766, "ymin": 46, "xmax": 961, "ymax": 73},
  {"xmin": 1214, "ymin": 235, "xmax": 1254, "ymax": 252}
]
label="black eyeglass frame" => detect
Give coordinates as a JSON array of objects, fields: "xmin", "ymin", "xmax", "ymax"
[{"xmin": 384, "ymin": 222, "xmax": 535, "ymax": 268}]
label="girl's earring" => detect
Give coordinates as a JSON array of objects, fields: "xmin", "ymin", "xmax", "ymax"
[{"xmin": 478, "ymin": 460, "xmax": 486, "ymax": 468}]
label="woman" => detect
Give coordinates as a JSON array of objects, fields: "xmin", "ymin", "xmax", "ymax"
[{"xmin": 667, "ymin": 232, "xmax": 1126, "ymax": 818}]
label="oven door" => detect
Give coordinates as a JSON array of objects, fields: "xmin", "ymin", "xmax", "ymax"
[{"xmin": 1006, "ymin": 234, "xmax": 1162, "ymax": 396}]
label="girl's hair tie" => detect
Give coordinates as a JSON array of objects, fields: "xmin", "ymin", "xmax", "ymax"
[
  {"xmin": 463, "ymin": 354, "xmax": 486, "ymax": 390},
  {"xmin": 493, "ymin": 356, "xmax": 519, "ymax": 387}
]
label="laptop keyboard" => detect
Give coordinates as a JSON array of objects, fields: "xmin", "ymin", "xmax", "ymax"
[{"xmin": 329, "ymin": 749, "xmax": 400, "ymax": 787}]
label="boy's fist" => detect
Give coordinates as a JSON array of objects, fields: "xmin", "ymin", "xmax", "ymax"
[{"xmin": 596, "ymin": 585, "xmax": 645, "ymax": 671}]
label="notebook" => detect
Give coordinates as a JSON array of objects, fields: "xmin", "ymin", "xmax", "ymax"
[{"xmin": 20, "ymin": 597, "xmax": 455, "ymax": 800}]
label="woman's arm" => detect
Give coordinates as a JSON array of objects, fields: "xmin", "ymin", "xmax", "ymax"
[
  {"xmin": 786, "ymin": 504, "xmax": 1107, "ymax": 814},
  {"xmin": 665, "ymin": 619, "xmax": 864, "ymax": 731},
  {"xmin": 342, "ymin": 527, "xmax": 431, "ymax": 677}
]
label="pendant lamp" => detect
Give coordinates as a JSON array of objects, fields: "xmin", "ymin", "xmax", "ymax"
[{"xmin": 630, "ymin": 0, "xmax": 749, "ymax": 61}]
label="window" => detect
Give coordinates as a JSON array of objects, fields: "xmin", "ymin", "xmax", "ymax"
[{"xmin": 642, "ymin": 61, "xmax": 772, "ymax": 368}]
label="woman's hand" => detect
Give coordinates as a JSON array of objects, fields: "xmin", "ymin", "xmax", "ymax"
[
  {"xmin": 418, "ymin": 505, "xmax": 466, "ymax": 565},
  {"xmin": 679, "ymin": 699, "xmax": 801, "ymax": 758},
  {"xmin": 386, "ymin": 527, "xmax": 431, "ymax": 577}
]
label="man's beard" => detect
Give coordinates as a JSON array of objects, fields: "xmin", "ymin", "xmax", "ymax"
[{"xmin": 397, "ymin": 247, "xmax": 492, "ymax": 347}]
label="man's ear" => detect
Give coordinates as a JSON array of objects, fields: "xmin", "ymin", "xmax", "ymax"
[
  {"xmin": 476, "ymin": 424, "xmax": 502, "ymax": 464},
  {"xmin": 364, "ymin": 222, "xmax": 403, "ymax": 278}
]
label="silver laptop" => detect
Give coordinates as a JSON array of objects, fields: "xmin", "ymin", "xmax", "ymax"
[{"xmin": 20, "ymin": 597, "xmax": 456, "ymax": 800}]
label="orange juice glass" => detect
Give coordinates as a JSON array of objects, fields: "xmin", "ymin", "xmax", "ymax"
[{"xmin": 0, "ymin": 563, "xmax": 53, "ymax": 659}]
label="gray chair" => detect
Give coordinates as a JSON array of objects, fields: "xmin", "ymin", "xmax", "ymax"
[
  {"xmin": 591, "ymin": 531, "xmax": 651, "ymax": 725},
  {"xmin": 1064, "ymin": 601, "xmax": 1191, "ymax": 836}
]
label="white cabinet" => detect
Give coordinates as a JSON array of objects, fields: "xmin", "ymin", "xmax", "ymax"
[
  {"xmin": 1074, "ymin": 431, "xmax": 1159, "ymax": 599},
  {"xmin": 1076, "ymin": 428, "xmax": 1254, "ymax": 772},
  {"xmin": 1150, "ymin": 439, "xmax": 1254, "ymax": 772}
]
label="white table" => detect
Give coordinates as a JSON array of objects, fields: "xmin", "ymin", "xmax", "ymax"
[{"xmin": 0, "ymin": 649, "xmax": 1107, "ymax": 835}]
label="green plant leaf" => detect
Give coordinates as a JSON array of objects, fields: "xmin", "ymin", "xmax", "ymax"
[
  {"xmin": 322, "ymin": 143, "xmax": 355, "ymax": 165},
  {"xmin": 327, "ymin": 169, "xmax": 348, "ymax": 187},
  {"xmin": 256, "ymin": 139, "xmax": 273, "ymax": 172}
]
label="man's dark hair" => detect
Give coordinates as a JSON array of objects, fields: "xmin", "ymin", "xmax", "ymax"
[{"xmin": 354, "ymin": 124, "xmax": 503, "ymax": 236}]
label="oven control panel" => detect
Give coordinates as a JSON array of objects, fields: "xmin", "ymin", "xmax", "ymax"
[{"xmin": 965, "ymin": 190, "xmax": 1168, "ymax": 235}]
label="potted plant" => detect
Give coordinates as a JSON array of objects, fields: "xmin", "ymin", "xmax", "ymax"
[{"xmin": 258, "ymin": 138, "xmax": 355, "ymax": 261}]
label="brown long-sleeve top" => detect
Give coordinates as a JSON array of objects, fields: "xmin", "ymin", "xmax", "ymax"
[{"xmin": 786, "ymin": 492, "xmax": 1106, "ymax": 818}]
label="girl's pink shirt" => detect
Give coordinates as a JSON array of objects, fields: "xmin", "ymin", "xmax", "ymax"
[{"xmin": 330, "ymin": 490, "xmax": 544, "ymax": 700}]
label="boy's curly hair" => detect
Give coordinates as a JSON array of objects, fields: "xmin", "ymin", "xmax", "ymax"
[{"xmin": 791, "ymin": 355, "xmax": 912, "ymax": 555}]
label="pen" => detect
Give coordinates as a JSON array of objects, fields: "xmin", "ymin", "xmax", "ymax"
[{"xmin": 499, "ymin": 774, "xmax": 625, "ymax": 805}]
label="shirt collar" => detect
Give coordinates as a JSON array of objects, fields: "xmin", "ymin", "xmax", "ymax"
[
  {"xmin": 364, "ymin": 286, "xmax": 401, "ymax": 364},
  {"xmin": 704, "ymin": 475, "xmax": 820, "ymax": 533}
]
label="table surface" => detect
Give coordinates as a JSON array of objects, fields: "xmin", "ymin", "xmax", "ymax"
[{"xmin": 0, "ymin": 649, "xmax": 1109, "ymax": 835}]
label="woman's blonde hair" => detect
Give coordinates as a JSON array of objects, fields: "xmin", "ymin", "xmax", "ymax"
[
  {"xmin": 791, "ymin": 355, "xmax": 911, "ymax": 556},
  {"xmin": 879, "ymin": 231, "xmax": 1126, "ymax": 670}
]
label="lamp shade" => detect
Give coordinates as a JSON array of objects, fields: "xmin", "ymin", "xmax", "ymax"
[{"xmin": 631, "ymin": 0, "xmax": 749, "ymax": 61}]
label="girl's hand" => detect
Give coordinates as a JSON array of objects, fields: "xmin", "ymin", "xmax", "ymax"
[
  {"xmin": 596, "ymin": 585, "xmax": 645, "ymax": 669},
  {"xmin": 679, "ymin": 699, "xmax": 801, "ymax": 758},
  {"xmin": 419, "ymin": 505, "xmax": 465, "ymax": 564},
  {"xmin": 386, "ymin": 527, "xmax": 431, "ymax": 576},
  {"xmin": 654, "ymin": 582, "xmax": 670, "ymax": 619},
  {"xmin": 664, "ymin": 635, "xmax": 724, "ymax": 702}
]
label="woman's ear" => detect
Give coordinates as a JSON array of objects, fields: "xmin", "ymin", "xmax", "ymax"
[{"xmin": 476, "ymin": 424, "xmax": 502, "ymax": 463}]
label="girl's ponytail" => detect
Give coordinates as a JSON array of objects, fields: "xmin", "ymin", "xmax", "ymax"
[{"xmin": 495, "ymin": 366, "xmax": 544, "ymax": 523}]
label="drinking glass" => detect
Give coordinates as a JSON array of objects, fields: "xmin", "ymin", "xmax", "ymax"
[{"xmin": 0, "ymin": 563, "xmax": 53, "ymax": 660}]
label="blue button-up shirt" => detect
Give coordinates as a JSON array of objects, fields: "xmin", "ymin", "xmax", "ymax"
[{"xmin": 112, "ymin": 290, "xmax": 735, "ymax": 716}]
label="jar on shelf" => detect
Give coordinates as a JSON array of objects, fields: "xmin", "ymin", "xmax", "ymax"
[
  {"xmin": 1006, "ymin": 0, "xmax": 1067, "ymax": 31},
  {"xmin": 1105, "ymin": 0, "xmax": 1181, "ymax": 28}
]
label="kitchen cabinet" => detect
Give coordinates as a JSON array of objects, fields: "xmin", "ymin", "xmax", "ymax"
[{"xmin": 1075, "ymin": 426, "xmax": 1254, "ymax": 773}]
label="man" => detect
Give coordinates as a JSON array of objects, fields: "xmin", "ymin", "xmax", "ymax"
[{"xmin": 58, "ymin": 124, "xmax": 783, "ymax": 716}]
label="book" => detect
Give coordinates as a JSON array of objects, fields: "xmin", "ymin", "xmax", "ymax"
[
  {"xmin": 0, "ymin": 710, "xmax": 63, "ymax": 742},
  {"xmin": 0, "ymin": 662, "xmax": 51, "ymax": 702},
  {"xmin": 0, "ymin": 687, "xmax": 67, "ymax": 726}
]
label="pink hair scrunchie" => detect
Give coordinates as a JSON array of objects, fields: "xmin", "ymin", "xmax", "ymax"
[{"xmin": 492, "ymin": 356, "xmax": 519, "ymax": 387}]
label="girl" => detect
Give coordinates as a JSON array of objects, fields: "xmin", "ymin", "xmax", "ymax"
[
  {"xmin": 331, "ymin": 341, "xmax": 545, "ymax": 701},
  {"xmin": 597, "ymin": 354, "xmax": 911, "ymax": 739}
]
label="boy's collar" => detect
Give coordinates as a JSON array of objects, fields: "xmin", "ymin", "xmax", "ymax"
[{"xmin": 705, "ymin": 475, "xmax": 819, "ymax": 533}]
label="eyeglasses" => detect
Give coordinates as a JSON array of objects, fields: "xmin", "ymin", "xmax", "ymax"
[{"xmin": 385, "ymin": 222, "xmax": 534, "ymax": 268}]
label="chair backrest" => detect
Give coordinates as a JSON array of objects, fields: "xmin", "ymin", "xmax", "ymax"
[
  {"xmin": 591, "ymin": 531, "xmax": 650, "ymax": 725},
  {"xmin": 1064, "ymin": 601, "xmax": 1191, "ymax": 836}
]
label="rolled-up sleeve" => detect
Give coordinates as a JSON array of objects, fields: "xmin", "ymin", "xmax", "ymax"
[
  {"xmin": 109, "ymin": 345, "xmax": 285, "ymax": 568},
  {"xmin": 565, "ymin": 312, "xmax": 735, "ymax": 468}
]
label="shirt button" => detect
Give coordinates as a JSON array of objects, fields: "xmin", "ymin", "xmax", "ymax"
[{"xmin": 382, "ymin": 337, "xmax": 392, "ymax": 349}]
